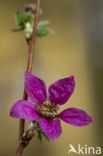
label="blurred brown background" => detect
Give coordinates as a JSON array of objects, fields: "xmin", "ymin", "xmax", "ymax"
[{"xmin": 0, "ymin": 0, "xmax": 103, "ymax": 155}]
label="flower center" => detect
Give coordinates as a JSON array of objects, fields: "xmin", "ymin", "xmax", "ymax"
[{"xmin": 40, "ymin": 100, "xmax": 58, "ymax": 118}]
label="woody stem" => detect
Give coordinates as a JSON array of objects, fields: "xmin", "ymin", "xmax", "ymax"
[{"xmin": 16, "ymin": 0, "xmax": 40, "ymax": 155}]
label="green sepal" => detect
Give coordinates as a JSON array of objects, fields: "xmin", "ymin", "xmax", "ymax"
[
  {"xmin": 57, "ymin": 108, "xmax": 62, "ymax": 114},
  {"xmin": 38, "ymin": 130, "xmax": 42, "ymax": 142},
  {"xmin": 53, "ymin": 118, "xmax": 61, "ymax": 122},
  {"xmin": 40, "ymin": 130, "xmax": 50, "ymax": 142},
  {"xmin": 34, "ymin": 120, "xmax": 50, "ymax": 142},
  {"xmin": 35, "ymin": 104, "xmax": 40, "ymax": 111}
]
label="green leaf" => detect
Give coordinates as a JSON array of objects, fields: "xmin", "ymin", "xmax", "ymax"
[
  {"xmin": 12, "ymin": 26, "xmax": 24, "ymax": 32},
  {"xmin": 14, "ymin": 12, "xmax": 34, "ymax": 28},
  {"xmin": 13, "ymin": 12, "xmax": 54, "ymax": 38},
  {"xmin": 15, "ymin": 12, "xmax": 25, "ymax": 27},
  {"xmin": 37, "ymin": 27, "xmax": 54, "ymax": 37},
  {"xmin": 38, "ymin": 20, "xmax": 50, "ymax": 27}
]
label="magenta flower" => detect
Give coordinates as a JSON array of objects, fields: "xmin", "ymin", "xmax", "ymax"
[{"xmin": 10, "ymin": 72, "xmax": 93, "ymax": 140}]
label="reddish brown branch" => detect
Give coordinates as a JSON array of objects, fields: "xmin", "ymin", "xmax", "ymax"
[
  {"xmin": 19, "ymin": 89, "xmax": 28, "ymax": 140},
  {"xmin": 17, "ymin": 0, "xmax": 40, "ymax": 155}
]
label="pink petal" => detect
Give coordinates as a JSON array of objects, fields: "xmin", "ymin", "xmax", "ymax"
[
  {"xmin": 25, "ymin": 72, "xmax": 47, "ymax": 105},
  {"xmin": 10, "ymin": 100, "xmax": 40, "ymax": 121},
  {"xmin": 39, "ymin": 117, "xmax": 62, "ymax": 140},
  {"xmin": 57, "ymin": 107, "xmax": 93, "ymax": 127},
  {"xmin": 48, "ymin": 76, "xmax": 75, "ymax": 105}
]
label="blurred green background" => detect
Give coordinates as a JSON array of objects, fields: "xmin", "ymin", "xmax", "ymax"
[{"xmin": 0, "ymin": 0, "xmax": 103, "ymax": 155}]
